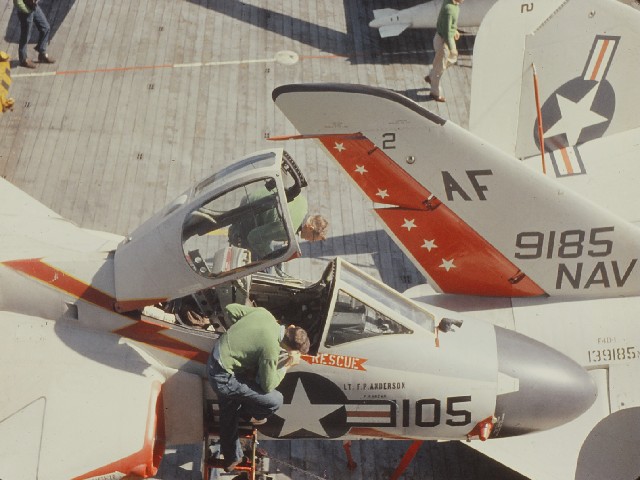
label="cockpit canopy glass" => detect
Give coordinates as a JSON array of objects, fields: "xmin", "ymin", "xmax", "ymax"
[
  {"xmin": 325, "ymin": 263, "xmax": 435, "ymax": 347},
  {"xmin": 182, "ymin": 177, "xmax": 292, "ymax": 278},
  {"xmin": 325, "ymin": 290, "xmax": 413, "ymax": 347},
  {"xmin": 193, "ymin": 152, "xmax": 276, "ymax": 196}
]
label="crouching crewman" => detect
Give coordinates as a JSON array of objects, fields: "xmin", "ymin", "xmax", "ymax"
[{"xmin": 207, "ymin": 303, "xmax": 310, "ymax": 472}]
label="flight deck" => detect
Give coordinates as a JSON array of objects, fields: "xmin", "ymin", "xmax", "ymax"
[{"xmin": 1, "ymin": 1, "xmax": 526, "ymax": 479}]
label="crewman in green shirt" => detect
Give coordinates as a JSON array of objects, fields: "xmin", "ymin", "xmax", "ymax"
[
  {"xmin": 207, "ymin": 303, "xmax": 310, "ymax": 472},
  {"xmin": 425, "ymin": 0, "xmax": 464, "ymax": 102},
  {"xmin": 229, "ymin": 185, "xmax": 329, "ymax": 260}
]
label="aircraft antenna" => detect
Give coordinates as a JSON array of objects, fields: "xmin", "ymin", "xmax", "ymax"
[{"xmin": 532, "ymin": 63, "xmax": 547, "ymax": 175}]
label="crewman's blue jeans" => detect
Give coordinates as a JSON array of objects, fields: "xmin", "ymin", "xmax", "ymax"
[
  {"xmin": 17, "ymin": 6, "xmax": 51, "ymax": 63},
  {"xmin": 207, "ymin": 355, "xmax": 283, "ymax": 466}
]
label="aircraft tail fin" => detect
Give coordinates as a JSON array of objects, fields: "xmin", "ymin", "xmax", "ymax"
[
  {"xmin": 469, "ymin": 0, "xmax": 640, "ymax": 224},
  {"xmin": 470, "ymin": 0, "xmax": 640, "ymax": 158},
  {"xmin": 273, "ymin": 84, "xmax": 640, "ymax": 298}
]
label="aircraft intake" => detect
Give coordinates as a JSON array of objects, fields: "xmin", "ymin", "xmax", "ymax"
[{"xmin": 491, "ymin": 326, "xmax": 597, "ymax": 437}]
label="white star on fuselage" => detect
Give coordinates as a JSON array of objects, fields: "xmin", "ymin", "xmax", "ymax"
[
  {"xmin": 439, "ymin": 258, "xmax": 455, "ymax": 271},
  {"xmin": 275, "ymin": 378, "xmax": 343, "ymax": 437},
  {"xmin": 544, "ymin": 85, "xmax": 608, "ymax": 146},
  {"xmin": 334, "ymin": 142, "xmax": 346, "ymax": 152},
  {"xmin": 421, "ymin": 239, "xmax": 437, "ymax": 251},
  {"xmin": 355, "ymin": 165, "xmax": 367, "ymax": 174},
  {"xmin": 376, "ymin": 189, "xmax": 389, "ymax": 199}
]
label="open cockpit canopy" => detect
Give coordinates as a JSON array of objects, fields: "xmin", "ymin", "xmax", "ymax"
[{"xmin": 114, "ymin": 149, "xmax": 307, "ymax": 311}]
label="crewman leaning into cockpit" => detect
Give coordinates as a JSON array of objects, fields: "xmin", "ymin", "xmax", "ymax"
[{"xmin": 229, "ymin": 185, "xmax": 329, "ymax": 259}]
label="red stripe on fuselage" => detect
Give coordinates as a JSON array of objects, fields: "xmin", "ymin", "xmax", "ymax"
[
  {"xmin": 3, "ymin": 258, "xmax": 115, "ymax": 309},
  {"xmin": 2, "ymin": 258, "xmax": 209, "ymax": 363},
  {"xmin": 114, "ymin": 320, "xmax": 210, "ymax": 364},
  {"xmin": 346, "ymin": 411, "xmax": 390, "ymax": 418}
]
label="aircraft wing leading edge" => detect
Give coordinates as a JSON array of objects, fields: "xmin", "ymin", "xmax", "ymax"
[
  {"xmin": 273, "ymin": 84, "xmax": 640, "ymax": 299},
  {"xmin": 0, "ymin": 177, "xmax": 124, "ymax": 256}
]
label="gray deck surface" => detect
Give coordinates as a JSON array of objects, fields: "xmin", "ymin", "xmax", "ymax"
[{"xmin": 1, "ymin": 1, "xmax": 527, "ymax": 479}]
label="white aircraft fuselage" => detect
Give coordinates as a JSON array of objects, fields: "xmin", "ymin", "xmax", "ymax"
[{"xmin": 0, "ymin": 148, "xmax": 596, "ymax": 479}]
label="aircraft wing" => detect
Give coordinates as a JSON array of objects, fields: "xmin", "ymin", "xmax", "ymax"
[
  {"xmin": 0, "ymin": 177, "xmax": 123, "ymax": 256},
  {"xmin": 470, "ymin": 0, "xmax": 640, "ymax": 222},
  {"xmin": 0, "ymin": 312, "xmax": 171, "ymax": 479},
  {"xmin": 273, "ymin": 83, "xmax": 640, "ymax": 298}
]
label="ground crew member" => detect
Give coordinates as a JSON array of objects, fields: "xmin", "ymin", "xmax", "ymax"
[{"xmin": 207, "ymin": 303, "xmax": 310, "ymax": 472}]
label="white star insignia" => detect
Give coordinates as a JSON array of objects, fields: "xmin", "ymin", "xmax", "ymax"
[
  {"xmin": 544, "ymin": 85, "xmax": 608, "ymax": 146},
  {"xmin": 376, "ymin": 189, "xmax": 389, "ymax": 199},
  {"xmin": 439, "ymin": 258, "xmax": 456, "ymax": 271},
  {"xmin": 275, "ymin": 378, "xmax": 343, "ymax": 437},
  {"xmin": 421, "ymin": 239, "xmax": 437, "ymax": 251},
  {"xmin": 334, "ymin": 142, "xmax": 346, "ymax": 152},
  {"xmin": 355, "ymin": 165, "xmax": 367, "ymax": 175},
  {"xmin": 402, "ymin": 219, "xmax": 416, "ymax": 231}
]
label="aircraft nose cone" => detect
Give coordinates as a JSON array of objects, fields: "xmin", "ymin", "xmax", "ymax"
[{"xmin": 492, "ymin": 326, "xmax": 597, "ymax": 437}]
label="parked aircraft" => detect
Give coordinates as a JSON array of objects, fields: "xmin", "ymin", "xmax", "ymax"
[
  {"xmin": 369, "ymin": 0, "xmax": 495, "ymax": 38},
  {"xmin": 0, "ymin": 147, "xmax": 594, "ymax": 478},
  {"xmin": 271, "ymin": 26, "xmax": 640, "ymax": 476}
]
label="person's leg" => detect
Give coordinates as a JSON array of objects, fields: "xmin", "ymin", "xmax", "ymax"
[
  {"xmin": 17, "ymin": 11, "xmax": 33, "ymax": 64},
  {"xmin": 32, "ymin": 6, "xmax": 51, "ymax": 57},
  {"xmin": 430, "ymin": 33, "xmax": 448, "ymax": 99},
  {"xmin": 207, "ymin": 359, "xmax": 283, "ymax": 467},
  {"xmin": 207, "ymin": 360, "xmax": 244, "ymax": 466},
  {"xmin": 216, "ymin": 390, "xmax": 244, "ymax": 465},
  {"xmin": 214, "ymin": 374, "xmax": 282, "ymax": 465},
  {"xmin": 234, "ymin": 377, "xmax": 283, "ymax": 421}
]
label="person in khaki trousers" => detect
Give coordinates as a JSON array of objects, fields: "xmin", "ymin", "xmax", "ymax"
[{"xmin": 425, "ymin": 0, "xmax": 464, "ymax": 102}]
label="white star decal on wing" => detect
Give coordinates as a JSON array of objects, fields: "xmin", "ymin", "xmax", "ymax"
[
  {"xmin": 376, "ymin": 189, "xmax": 389, "ymax": 199},
  {"xmin": 544, "ymin": 85, "xmax": 608, "ymax": 146},
  {"xmin": 439, "ymin": 258, "xmax": 456, "ymax": 271},
  {"xmin": 355, "ymin": 165, "xmax": 367, "ymax": 175},
  {"xmin": 421, "ymin": 239, "xmax": 437, "ymax": 251},
  {"xmin": 402, "ymin": 219, "xmax": 416, "ymax": 231},
  {"xmin": 275, "ymin": 378, "xmax": 343, "ymax": 437},
  {"xmin": 334, "ymin": 142, "xmax": 346, "ymax": 152}
]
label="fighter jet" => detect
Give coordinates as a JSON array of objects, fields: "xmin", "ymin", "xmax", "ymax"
[
  {"xmin": 272, "ymin": 0, "xmax": 640, "ymax": 473},
  {"xmin": 369, "ymin": 0, "xmax": 495, "ymax": 38},
  {"xmin": 0, "ymin": 146, "xmax": 595, "ymax": 478}
]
